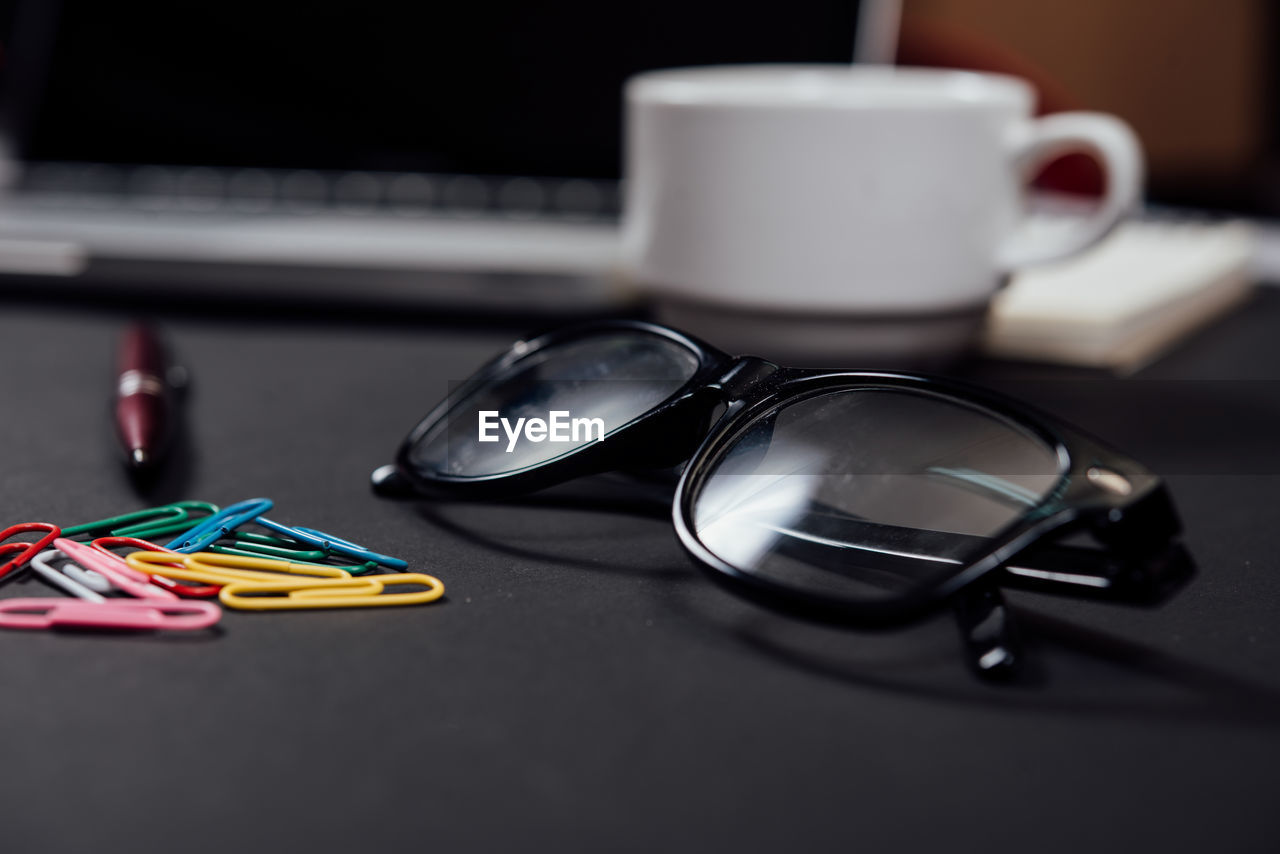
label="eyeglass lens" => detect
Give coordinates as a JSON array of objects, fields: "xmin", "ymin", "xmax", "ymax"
[
  {"xmin": 690, "ymin": 387, "xmax": 1064, "ymax": 603},
  {"xmin": 406, "ymin": 331, "xmax": 701, "ymax": 478}
]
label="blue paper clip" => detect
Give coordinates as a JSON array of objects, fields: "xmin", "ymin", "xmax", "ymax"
[
  {"xmin": 254, "ymin": 518, "xmax": 407, "ymax": 569},
  {"xmin": 165, "ymin": 498, "xmax": 274, "ymax": 553}
]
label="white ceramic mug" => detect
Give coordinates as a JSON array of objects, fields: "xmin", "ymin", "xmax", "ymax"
[{"xmin": 622, "ymin": 65, "xmax": 1143, "ymax": 358}]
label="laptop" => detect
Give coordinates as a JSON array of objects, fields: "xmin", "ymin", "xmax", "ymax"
[{"xmin": 0, "ymin": 0, "xmax": 861, "ymax": 311}]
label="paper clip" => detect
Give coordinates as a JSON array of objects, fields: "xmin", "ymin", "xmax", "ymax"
[
  {"xmin": 0, "ymin": 598, "xmax": 220, "ymax": 631},
  {"xmin": 218, "ymin": 574, "xmax": 387, "ymax": 608},
  {"xmin": 55, "ymin": 536, "xmax": 178, "ymax": 596},
  {"xmin": 54, "ymin": 538, "xmax": 179, "ymax": 600},
  {"xmin": 209, "ymin": 538, "xmax": 328, "ymax": 562},
  {"xmin": 204, "ymin": 542, "xmax": 379, "ymax": 574},
  {"xmin": 59, "ymin": 502, "xmax": 218, "ymax": 541},
  {"xmin": 30, "ymin": 548, "xmax": 108, "ymax": 602},
  {"xmin": 254, "ymin": 518, "xmax": 408, "ymax": 569},
  {"xmin": 183, "ymin": 552, "xmax": 360, "ymax": 585},
  {"xmin": 123, "ymin": 550, "xmax": 415, "ymax": 610},
  {"xmin": 125, "ymin": 550, "xmax": 364, "ymax": 591},
  {"xmin": 164, "ymin": 498, "xmax": 273, "ymax": 553},
  {"xmin": 5, "ymin": 546, "xmax": 221, "ymax": 632},
  {"xmin": 54, "ymin": 536, "xmax": 161, "ymax": 596},
  {"xmin": 0, "ymin": 542, "xmax": 33, "ymax": 577},
  {"xmin": 0, "ymin": 523, "xmax": 62, "ymax": 581},
  {"xmin": 57, "ymin": 537, "xmax": 161, "ymax": 588},
  {"xmin": 111, "ymin": 501, "xmax": 221, "ymax": 540},
  {"xmin": 91, "ymin": 537, "xmax": 222, "ymax": 599},
  {"xmin": 203, "ymin": 529, "xmax": 381, "ymax": 574},
  {"xmin": 219, "ymin": 572, "xmax": 445, "ymax": 611}
]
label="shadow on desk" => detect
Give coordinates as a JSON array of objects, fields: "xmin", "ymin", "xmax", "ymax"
[
  {"xmin": 407, "ymin": 478, "xmax": 1280, "ymax": 728},
  {"xmin": 676, "ymin": 598, "xmax": 1280, "ymax": 728},
  {"xmin": 407, "ymin": 475, "xmax": 677, "ymax": 576}
]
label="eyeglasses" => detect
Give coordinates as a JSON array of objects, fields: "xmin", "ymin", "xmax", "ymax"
[{"xmin": 372, "ymin": 320, "xmax": 1192, "ymax": 680}]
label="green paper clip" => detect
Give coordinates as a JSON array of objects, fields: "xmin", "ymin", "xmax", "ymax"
[{"xmin": 62, "ymin": 501, "xmax": 220, "ymax": 541}]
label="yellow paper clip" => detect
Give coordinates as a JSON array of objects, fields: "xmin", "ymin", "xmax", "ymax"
[
  {"xmin": 183, "ymin": 552, "xmax": 355, "ymax": 583},
  {"xmin": 126, "ymin": 550, "xmax": 382, "ymax": 598},
  {"xmin": 126, "ymin": 550, "xmax": 357, "ymax": 589},
  {"xmin": 219, "ymin": 573, "xmax": 445, "ymax": 611},
  {"xmin": 124, "ymin": 550, "xmax": 444, "ymax": 611}
]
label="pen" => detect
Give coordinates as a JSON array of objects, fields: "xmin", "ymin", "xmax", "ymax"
[{"xmin": 114, "ymin": 323, "xmax": 182, "ymax": 471}]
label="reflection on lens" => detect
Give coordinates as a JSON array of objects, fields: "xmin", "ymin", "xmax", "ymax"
[
  {"xmin": 691, "ymin": 388, "xmax": 1063, "ymax": 602},
  {"xmin": 409, "ymin": 331, "xmax": 700, "ymax": 478}
]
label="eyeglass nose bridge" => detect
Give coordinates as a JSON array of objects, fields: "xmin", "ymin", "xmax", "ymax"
[{"xmin": 710, "ymin": 357, "xmax": 780, "ymax": 404}]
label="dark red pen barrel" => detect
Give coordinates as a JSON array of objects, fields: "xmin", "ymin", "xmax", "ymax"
[
  {"xmin": 115, "ymin": 324, "xmax": 174, "ymax": 468},
  {"xmin": 116, "ymin": 386, "xmax": 168, "ymax": 453}
]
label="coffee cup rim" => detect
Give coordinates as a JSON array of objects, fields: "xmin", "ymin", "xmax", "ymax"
[{"xmin": 627, "ymin": 64, "xmax": 1035, "ymax": 111}]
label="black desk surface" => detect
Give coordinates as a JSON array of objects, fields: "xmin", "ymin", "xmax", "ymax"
[{"xmin": 2, "ymin": 288, "xmax": 1279, "ymax": 853}]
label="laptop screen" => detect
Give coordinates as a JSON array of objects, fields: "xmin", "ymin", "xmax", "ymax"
[{"xmin": 4, "ymin": 0, "xmax": 859, "ymax": 187}]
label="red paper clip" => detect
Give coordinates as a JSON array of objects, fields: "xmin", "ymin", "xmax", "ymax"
[
  {"xmin": 0, "ymin": 523, "xmax": 61, "ymax": 581},
  {"xmin": 90, "ymin": 536, "xmax": 223, "ymax": 598}
]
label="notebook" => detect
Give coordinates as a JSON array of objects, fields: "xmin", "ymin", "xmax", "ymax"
[{"xmin": 983, "ymin": 218, "xmax": 1255, "ymax": 371}]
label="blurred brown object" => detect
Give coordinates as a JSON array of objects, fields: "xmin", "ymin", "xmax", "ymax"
[{"xmin": 901, "ymin": 0, "xmax": 1270, "ymax": 206}]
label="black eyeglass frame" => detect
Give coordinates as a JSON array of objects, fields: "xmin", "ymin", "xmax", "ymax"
[{"xmin": 379, "ymin": 320, "xmax": 1186, "ymax": 629}]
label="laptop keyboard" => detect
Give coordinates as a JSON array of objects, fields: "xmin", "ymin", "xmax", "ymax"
[{"xmin": 9, "ymin": 162, "xmax": 621, "ymax": 222}]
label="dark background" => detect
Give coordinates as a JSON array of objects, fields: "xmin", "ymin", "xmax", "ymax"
[
  {"xmin": 0, "ymin": 0, "xmax": 858, "ymax": 178},
  {"xmin": 5, "ymin": 0, "xmax": 1278, "ymax": 210},
  {"xmin": 0, "ymin": 286, "xmax": 1278, "ymax": 852}
]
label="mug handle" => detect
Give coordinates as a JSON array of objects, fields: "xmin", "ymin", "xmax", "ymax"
[{"xmin": 996, "ymin": 112, "xmax": 1144, "ymax": 270}]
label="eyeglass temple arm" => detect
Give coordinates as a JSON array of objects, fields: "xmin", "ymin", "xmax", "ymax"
[
  {"xmin": 999, "ymin": 539, "xmax": 1192, "ymax": 603},
  {"xmin": 756, "ymin": 519, "xmax": 1024, "ymax": 679},
  {"xmin": 953, "ymin": 580, "xmax": 1022, "ymax": 680},
  {"xmin": 862, "ymin": 469, "xmax": 1191, "ymax": 600},
  {"xmin": 767, "ymin": 506, "xmax": 1190, "ymax": 604}
]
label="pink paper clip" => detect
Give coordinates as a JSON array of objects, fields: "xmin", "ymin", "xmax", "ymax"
[
  {"xmin": 0, "ymin": 598, "xmax": 220, "ymax": 631},
  {"xmin": 91, "ymin": 536, "xmax": 222, "ymax": 599},
  {"xmin": 54, "ymin": 538, "xmax": 179, "ymax": 601}
]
